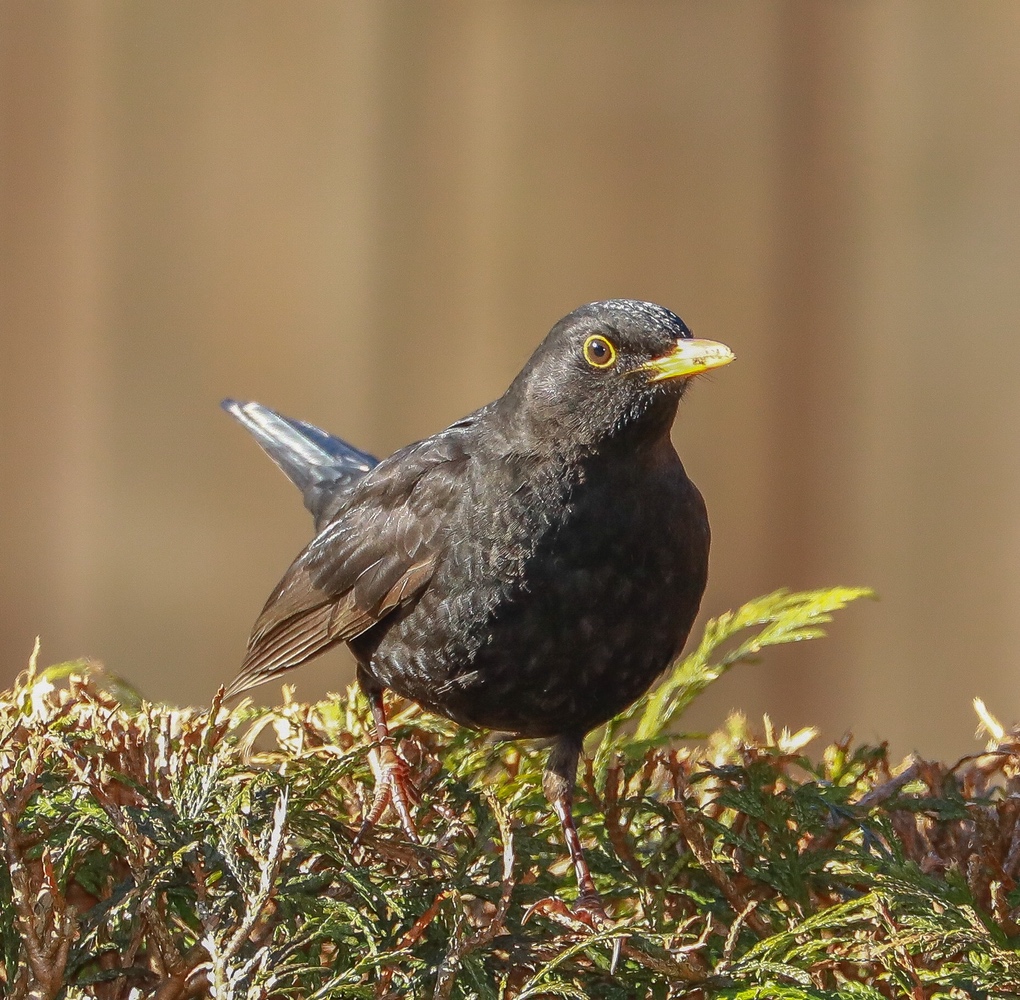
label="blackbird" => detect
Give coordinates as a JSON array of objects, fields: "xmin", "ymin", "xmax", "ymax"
[{"xmin": 224, "ymin": 299, "xmax": 733, "ymax": 912}]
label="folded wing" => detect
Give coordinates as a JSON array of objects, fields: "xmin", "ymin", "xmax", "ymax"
[{"xmin": 224, "ymin": 434, "xmax": 469, "ymax": 699}]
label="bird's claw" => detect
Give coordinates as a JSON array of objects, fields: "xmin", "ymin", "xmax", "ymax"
[
  {"xmin": 523, "ymin": 894, "xmax": 612, "ymax": 931},
  {"xmin": 357, "ymin": 742, "xmax": 420, "ymax": 844},
  {"xmin": 572, "ymin": 889, "xmax": 611, "ymax": 926}
]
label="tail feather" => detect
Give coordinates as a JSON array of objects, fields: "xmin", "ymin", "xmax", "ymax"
[{"xmin": 222, "ymin": 399, "xmax": 378, "ymax": 528}]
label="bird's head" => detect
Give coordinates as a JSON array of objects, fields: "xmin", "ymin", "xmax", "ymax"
[{"xmin": 501, "ymin": 299, "xmax": 734, "ymax": 453}]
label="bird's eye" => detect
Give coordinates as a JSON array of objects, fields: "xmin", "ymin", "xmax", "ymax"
[{"xmin": 582, "ymin": 334, "xmax": 616, "ymax": 369}]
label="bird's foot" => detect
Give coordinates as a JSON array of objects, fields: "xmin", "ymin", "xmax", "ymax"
[
  {"xmin": 572, "ymin": 889, "xmax": 610, "ymax": 925},
  {"xmin": 523, "ymin": 894, "xmax": 612, "ymax": 931},
  {"xmin": 357, "ymin": 740, "xmax": 420, "ymax": 844},
  {"xmin": 540, "ymin": 737, "xmax": 613, "ymax": 927}
]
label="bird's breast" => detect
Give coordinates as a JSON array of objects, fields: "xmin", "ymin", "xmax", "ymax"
[{"xmin": 361, "ymin": 446, "xmax": 710, "ymax": 738}]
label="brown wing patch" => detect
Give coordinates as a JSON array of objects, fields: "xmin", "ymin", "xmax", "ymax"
[
  {"xmin": 378, "ymin": 559, "xmax": 435, "ymax": 617},
  {"xmin": 224, "ymin": 602, "xmax": 335, "ymax": 700},
  {"xmin": 225, "ymin": 431, "xmax": 466, "ymax": 701},
  {"xmin": 225, "ymin": 556, "xmax": 437, "ymax": 701}
]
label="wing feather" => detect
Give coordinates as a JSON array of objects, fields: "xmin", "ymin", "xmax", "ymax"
[
  {"xmin": 224, "ymin": 603, "xmax": 335, "ymax": 699},
  {"xmin": 225, "ymin": 429, "xmax": 471, "ymax": 700}
]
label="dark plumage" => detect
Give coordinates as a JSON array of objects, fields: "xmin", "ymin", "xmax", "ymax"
[{"xmin": 224, "ymin": 299, "xmax": 733, "ymax": 914}]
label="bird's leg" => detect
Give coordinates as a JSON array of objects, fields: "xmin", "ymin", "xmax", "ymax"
[
  {"xmin": 544, "ymin": 736, "xmax": 606, "ymax": 917},
  {"xmin": 357, "ymin": 688, "xmax": 419, "ymax": 844}
]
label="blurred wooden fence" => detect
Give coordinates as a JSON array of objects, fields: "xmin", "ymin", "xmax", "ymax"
[{"xmin": 2, "ymin": 3, "xmax": 1019, "ymax": 759}]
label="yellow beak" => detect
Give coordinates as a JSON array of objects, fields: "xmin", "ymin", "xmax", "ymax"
[{"xmin": 636, "ymin": 338, "xmax": 735, "ymax": 382}]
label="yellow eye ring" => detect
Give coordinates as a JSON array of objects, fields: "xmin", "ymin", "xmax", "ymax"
[{"xmin": 583, "ymin": 334, "xmax": 616, "ymax": 369}]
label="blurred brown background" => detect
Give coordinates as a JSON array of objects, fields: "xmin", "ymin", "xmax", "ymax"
[{"xmin": 2, "ymin": 2, "xmax": 1019, "ymax": 761}]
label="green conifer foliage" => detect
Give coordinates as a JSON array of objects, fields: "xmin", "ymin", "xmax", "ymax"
[{"xmin": 3, "ymin": 589, "xmax": 1019, "ymax": 998}]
